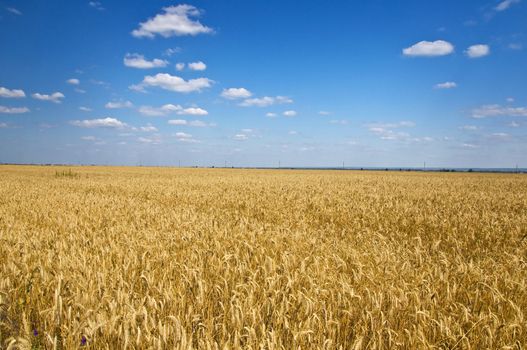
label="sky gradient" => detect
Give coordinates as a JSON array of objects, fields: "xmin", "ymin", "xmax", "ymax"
[{"xmin": 1, "ymin": 0, "xmax": 526, "ymax": 168}]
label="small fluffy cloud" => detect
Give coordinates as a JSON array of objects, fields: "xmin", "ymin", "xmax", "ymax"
[
  {"xmin": 66, "ymin": 78, "xmax": 80, "ymax": 85},
  {"xmin": 164, "ymin": 47, "xmax": 181, "ymax": 56},
  {"xmin": 465, "ymin": 44, "xmax": 490, "ymax": 58},
  {"xmin": 175, "ymin": 63, "xmax": 185, "ymax": 71},
  {"xmin": 105, "ymin": 100, "xmax": 133, "ymax": 109},
  {"xmin": 79, "ymin": 106, "xmax": 92, "ymax": 112},
  {"xmin": 81, "ymin": 136, "xmax": 97, "ymax": 141},
  {"xmin": 0, "ymin": 87, "xmax": 25, "ymax": 98},
  {"xmin": 132, "ymin": 4, "xmax": 213, "ymax": 38},
  {"xmin": 140, "ymin": 125, "xmax": 158, "ymax": 132},
  {"xmin": 124, "ymin": 53, "xmax": 168, "ymax": 69},
  {"xmin": 283, "ymin": 110, "xmax": 297, "ymax": 117},
  {"xmin": 132, "ymin": 73, "xmax": 213, "ymax": 93},
  {"xmin": 434, "ymin": 81, "xmax": 457, "ymax": 89},
  {"xmin": 88, "ymin": 1, "xmax": 104, "ymax": 11},
  {"xmin": 139, "ymin": 104, "xmax": 208, "ymax": 116},
  {"xmin": 0, "ymin": 122, "xmax": 9, "ymax": 128},
  {"xmin": 491, "ymin": 132, "xmax": 509, "ymax": 138},
  {"xmin": 240, "ymin": 96, "xmax": 293, "ymax": 107},
  {"xmin": 330, "ymin": 119, "xmax": 348, "ymax": 125},
  {"xmin": 181, "ymin": 107, "xmax": 208, "ymax": 115},
  {"xmin": 495, "ymin": 0, "xmax": 520, "ymax": 11},
  {"xmin": 234, "ymin": 134, "xmax": 249, "ymax": 141},
  {"xmin": 168, "ymin": 119, "xmax": 187, "ymax": 125},
  {"xmin": 32, "ymin": 92, "xmax": 65, "ymax": 103},
  {"xmin": 174, "ymin": 132, "xmax": 199, "ymax": 143},
  {"xmin": 403, "ymin": 40, "xmax": 454, "ymax": 57},
  {"xmin": 221, "ymin": 88, "xmax": 252, "ymax": 100},
  {"xmin": 459, "ymin": 125, "xmax": 479, "ymax": 131},
  {"xmin": 70, "ymin": 117, "xmax": 127, "ymax": 128},
  {"xmin": 472, "ymin": 104, "xmax": 527, "ymax": 118},
  {"xmin": 366, "ymin": 121, "xmax": 415, "ymax": 141},
  {"xmin": 0, "ymin": 106, "xmax": 29, "ymax": 114},
  {"xmin": 188, "ymin": 61, "xmax": 206, "ymax": 71},
  {"xmin": 266, "ymin": 112, "xmax": 277, "ymax": 118},
  {"xmin": 138, "ymin": 136, "xmax": 161, "ymax": 144}
]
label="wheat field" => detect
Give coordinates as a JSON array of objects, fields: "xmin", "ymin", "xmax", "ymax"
[{"xmin": 0, "ymin": 165, "xmax": 526, "ymax": 349}]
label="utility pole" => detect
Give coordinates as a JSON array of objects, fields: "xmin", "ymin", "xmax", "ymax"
[
  {"xmin": 424, "ymin": 161, "xmax": 426, "ymax": 171},
  {"xmin": 278, "ymin": 160, "xmax": 281, "ymax": 169}
]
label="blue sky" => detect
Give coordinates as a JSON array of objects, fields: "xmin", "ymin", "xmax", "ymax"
[{"xmin": 0, "ymin": 0, "xmax": 526, "ymax": 167}]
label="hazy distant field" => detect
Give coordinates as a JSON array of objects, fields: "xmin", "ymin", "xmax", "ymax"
[{"xmin": 1, "ymin": 165, "xmax": 526, "ymax": 349}]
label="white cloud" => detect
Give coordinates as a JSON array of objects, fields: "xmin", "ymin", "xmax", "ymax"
[
  {"xmin": 472, "ymin": 104, "xmax": 527, "ymax": 118},
  {"xmin": 124, "ymin": 53, "xmax": 168, "ymax": 69},
  {"xmin": 506, "ymin": 97, "xmax": 515, "ymax": 103},
  {"xmin": 403, "ymin": 40, "xmax": 454, "ymax": 57},
  {"xmin": 318, "ymin": 111, "xmax": 331, "ymax": 115},
  {"xmin": 140, "ymin": 125, "xmax": 158, "ymax": 132},
  {"xmin": 175, "ymin": 132, "xmax": 192, "ymax": 138},
  {"xmin": 0, "ymin": 87, "xmax": 25, "ymax": 98},
  {"xmin": 139, "ymin": 104, "xmax": 180, "ymax": 116},
  {"xmin": 175, "ymin": 63, "xmax": 185, "ymax": 71},
  {"xmin": 75, "ymin": 88, "xmax": 86, "ymax": 94},
  {"xmin": 465, "ymin": 44, "xmax": 490, "ymax": 58},
  {"xmin": 288, "ymin": 130, "xmax": 298, "ymax": 135},
  {"xmin": 240, "ymin": 96, "xmax": 293, "ymax": 107},
  {"xmin": 164, "ymin": 47, "xmax": 181, "ymax": 56},
  {"xmin": 181, "ymin": 107, "xmax": 208, "ymax": 115},
  {"xmin": 509, "ymin": 121, "xmax": 520, "ymax": 127},
  {"xmin": 174, "ymin": 132, "xmax": 199, "ymax": 143},
  {"xmin": 70, "ymin": 117, "xmax": 127, "ymax": 128},
  {"xmin": 366, "ymin": 121, "xmax": 415, "ymax": 141},
  {"xmin": 168, "ymin": 119, "xmax": 187, "ymax": 125},
  {"xmin": 283, "ymin": 110, "xmax": 297, "ymax": 117},
  {"xmin": 105, "ymin": 100, "xmax": 133, "ymax": 109},
  {"xmin": 79, "ymin": 106, "xmax": 92, "ymax": 112},
  {"xmin": 88, "ymin": 1, "xmax": 104, "ymax": 11},
  {"xmin": 0, "ymin": 106, "xmax": 29, "ymax": 114},
  {"xmin": 133, "ymin": 73, "xmax": 213, "ymax": 93},
  {"xmin": 508, "ymin": 43, "xmax": 523, "ymax": 50},
  {"xmin": 189, "ymin": 120, "xmax": 212, "ymax": 127},
  {"xmin": 188, "ymin": 61, "xmax": 206, "ymax": 71},
  {"xmin": 495, "ymin": 0, "xmax": 520, "ymax": 11},
  {"xmin": 139, "ymin": 104, "xmax": 208, "ymax": 116},
  {"xmin": 234, "ymin": 134, "xmax": 248, "ymax": 141},
  {"xmin": 462, "ymin": 143, "xmax": 479, "ymax": 149},
  {"xmin": 266, "ymin": 112, "xmax": 277, "ymax": 118},
  {"xmin": 459, "ymin": 125, "xmax": 479, "ymax": 131},
  {"xmin": 0, "ymin": 122, "xmax": 8, "ymax": 128},
  {"xmin": 32, "ymin": 92, "xmax": 65, "ymax": 103},
  {"xmin": 491, "ymin": 132, "xmax": 509, "ymax": 138},
  {"xmin": 434, "ymin": 81, "xmax": 457, "ymax": 89},
  {"xmin": 330, "ymin": 119, "xmax": 348, "ymax": 125},
  {"xmin": 221, "ymin": 88, "xmax": 252, "ymax": 99},
  {"xmin": 81, "ymin": 136, "xmax": 97, "ymax": 141},
  {"xmin": 167, "ymin": 119, "xmax": 212, "ymax": 127},
  {"xmin": 6, "ymin": 7, "xmax": 22, "ymax": 15},
  {"xmin": 138, "ymin": 137, "xmax": 160, "ymax": 144},
  {"xmin": 132, "ymin": 4, "xmax": 213, "ymax": 38},
  {"xmin": 66, "ymin": 78, "xmax": 80, "ymax": 85}
]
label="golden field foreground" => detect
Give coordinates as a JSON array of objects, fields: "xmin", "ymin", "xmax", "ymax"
[{"xmin": 1, "ymin": 166, "xmax": 526, "ymax": 349}]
